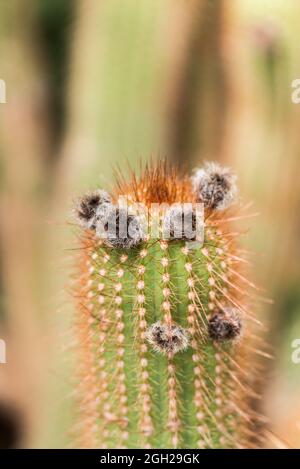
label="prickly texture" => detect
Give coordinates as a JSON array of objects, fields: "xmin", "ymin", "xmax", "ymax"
[{"xmin": 72, "ymin": 161, "xmax": 266, "ymax": 449}]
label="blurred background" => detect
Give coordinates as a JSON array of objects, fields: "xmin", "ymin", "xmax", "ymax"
[{"xmin": 0, "ymin": 0, "xmax": 300, "ymax": 448}]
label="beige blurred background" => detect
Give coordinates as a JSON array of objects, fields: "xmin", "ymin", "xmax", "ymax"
[{"xmin": 0, "ymin": 0, "xmax": 299, "ymax": 448}]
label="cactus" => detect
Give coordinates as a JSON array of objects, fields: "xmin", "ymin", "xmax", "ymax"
[{"xmin": 72, "ymin": 161, "xmax": 265, "ymax": 449}]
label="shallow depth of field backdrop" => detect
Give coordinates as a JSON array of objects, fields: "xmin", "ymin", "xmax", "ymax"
[{"xmin": 0, "ymin": 0, "xmax": 300, "ymax": 448}]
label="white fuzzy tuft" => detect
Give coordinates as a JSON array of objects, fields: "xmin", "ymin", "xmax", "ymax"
[
  {"xmin": 96, "ymin": 207, "xmax": 145, "ymax": 250},
  {"xmin": 74, "ymin": 189, "xmax": 112, "ymax": 230},
  {"xmin": 146, "ymin": 321, "xmax": 189, "ymax": 355},
  {"xmin": 191, "ymin": 162, "xmax": 237, "ymax": 211}
]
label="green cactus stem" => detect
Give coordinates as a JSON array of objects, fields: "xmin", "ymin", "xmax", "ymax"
[{"xmin": 72, "ymin": 161, "xmax": 265, "ymax": 449}]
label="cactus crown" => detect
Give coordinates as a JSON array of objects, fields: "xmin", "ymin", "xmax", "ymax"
[{"xmin": 72, "ymin": 161, "xmax": 265, "ymax": 449}]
